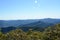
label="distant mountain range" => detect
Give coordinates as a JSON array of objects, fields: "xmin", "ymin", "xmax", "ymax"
[
  {"xmin": 0, "ymin": 20, "xmax": 39, "ymax": 27},
  {"xmin": 0, "ymin": 18, "xmax": 60, "ymax": 33},
  {"xmin": 40, "ymin": 18, "xmax": 60, "ymax": 24},
  {"xmin": 0, "ymin": 18, "xmax": 60, "ymax": 28}
]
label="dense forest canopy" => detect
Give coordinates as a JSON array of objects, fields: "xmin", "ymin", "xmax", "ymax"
[{"xmin": 0, "ymin": 24, "xmax": 60, "ymax": 40}]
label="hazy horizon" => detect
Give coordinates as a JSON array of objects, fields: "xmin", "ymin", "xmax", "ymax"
[
  {"xmin": 0, "ymin": 0, "xmax": 60, "ymax": 20},
  {"xmin": 0, "ymin": 18, "xmax": 60, "ymax": 21}
]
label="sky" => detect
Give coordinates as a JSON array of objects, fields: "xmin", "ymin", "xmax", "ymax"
[{"xmin": 0, "ymin": 0, "xmax": 60, "ymax": 20}]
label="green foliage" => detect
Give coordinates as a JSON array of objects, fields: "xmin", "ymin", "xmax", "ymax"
[
  {"xmin": 0, "ymin": 24, "xmax": 60, "ymax": 40},
  {"xmin": 41, "ymin": 24, "xmax": 60, "ymax": 40}
]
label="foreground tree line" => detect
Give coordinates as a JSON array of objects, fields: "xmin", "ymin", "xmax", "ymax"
[{"xmin": 0, "ymin": 24, "xmax": 60, "ymax": 40}]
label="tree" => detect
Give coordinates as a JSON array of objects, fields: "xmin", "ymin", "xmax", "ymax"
[{"xmin": 41, "ymin": 24, "xmax": 60, "ymax": 40}]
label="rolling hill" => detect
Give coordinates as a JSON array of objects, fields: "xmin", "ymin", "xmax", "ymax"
[
  {"xmin": 1, "ymin": 18, "xmax": 60, "ymax": 33},
  {"xmin": 0, "ymin": 18, "xmax": 60, "ymax": 28}
]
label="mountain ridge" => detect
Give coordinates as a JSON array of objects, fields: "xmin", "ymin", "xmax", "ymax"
[
  {"xmin": 0, "ymin": 18, "xmax": 60, "ymax": 33},
  {"xmin": 0, "ymin": 18, "xmax": 60, "ymax": 28}
]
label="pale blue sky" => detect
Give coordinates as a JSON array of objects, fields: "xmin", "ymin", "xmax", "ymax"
[{"xmin": 0, "ymin": 0, "xmax": 60, "ymax": 20}]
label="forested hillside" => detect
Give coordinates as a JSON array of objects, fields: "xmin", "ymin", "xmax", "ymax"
[
  {"xmin": 0, "ymin": 24, "xmax": 60, "ymax": 40},
  {"xmin": 0, "ymin": 18, "xmax": 60, "ymax": 27}
]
